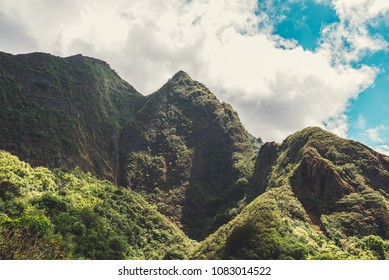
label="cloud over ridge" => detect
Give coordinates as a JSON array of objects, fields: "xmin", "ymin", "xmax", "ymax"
[{"xmin": 0, "ymin": 0, "xmax": 387, "ymax": 143}]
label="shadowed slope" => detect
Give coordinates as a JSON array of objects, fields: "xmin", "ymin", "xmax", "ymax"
[
  {"xmin": 120, "ymin": 71, "xmax": 256, "ymax": 240},
  {"xmin": 0, "ymin": 52, "xmax": 145, "ymax": 182}
]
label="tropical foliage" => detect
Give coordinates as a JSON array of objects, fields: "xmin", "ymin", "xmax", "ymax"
[
  {"xmin": 0, "ymin": 151, "xmax": 193, "ymax": 259},
  {"xmin": 0, "ymin": 52, "xmax": 388, "ymax": 260}
]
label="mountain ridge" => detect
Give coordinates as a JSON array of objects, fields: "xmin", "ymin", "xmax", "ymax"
[
  {"xmin": 119, "ymin": 68, "xmax": 256, "ymax": 239},
  {"xmin": 0, "ymin": 51, "xmax": 388, "ymax": 259},
  {"xmin": 193, "ymin": 127, "xmax": 389, "ymax": 259},
  {"xmin": 0, "ymin": 51, "xmax": 146, "ymax": 183}
]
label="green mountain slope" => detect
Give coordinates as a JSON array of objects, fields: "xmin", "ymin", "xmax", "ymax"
[
  {"xmin": 193, "ymin": 127, "xmax": 389, "ymax": 259},
  {"xmin": 0, "ymin": 52, "xmax": 145, "ymax": 183},
  {"xmin": 0, "ymin": 51, "xmax": 387, "ymax": 260},
  {"xmin": 0, "ymin": 150, "xmax": 193, "ymax": 259},
  {"xmin": 264, "ymin": 127, "xmax": 389, "ymax": 239},
  {"xmin": 120, "ymin": 71, "xmax": 256, "ymax": 240}
]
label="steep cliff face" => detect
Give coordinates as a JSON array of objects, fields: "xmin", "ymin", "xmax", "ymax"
[
  {"xmin": 194, "ymin": 127, "xmax": 389, "ymax": 259},
  {"xmin": 251, "ymin": 141, "xmax": 280, "ymax": 196},
  {"xmin": 291, "ymin": 150, "xmax": 354, "ymax": 215},
  {"xmin": 272, "ymin": 128, "xmax": 388, "ymax": 237},
  {"xmin": 0, "ymin": 52, "xmax": 145, "ymax": 182},
  {"xmin": 120, "ymin": 71, "xmax": 256, "ymax": 240}
]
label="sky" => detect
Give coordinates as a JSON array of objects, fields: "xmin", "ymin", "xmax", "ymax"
[{"xmin": 0, "ymin": 0, "xmax": 388, "ymax": 155}]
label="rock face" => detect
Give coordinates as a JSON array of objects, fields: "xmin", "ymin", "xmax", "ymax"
[
  {"xmin": 252, "ymin": 127, "xmax": 389, "ymax": 238},
  {"xmin": 291, "ymin": 150, "xmax": 354, "ymax": 215},
  {"xmin": 120, "ymin": 71, "xmax": 256, "ymax": 240},
  {"xmin": 194, "ymin": 127, "xmax": 389, "ymax": 260}
]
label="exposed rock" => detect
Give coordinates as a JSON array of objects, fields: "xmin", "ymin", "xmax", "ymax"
[{"xmin": 291, "ymin": 150, "xmax": 354, "ymax": 214}]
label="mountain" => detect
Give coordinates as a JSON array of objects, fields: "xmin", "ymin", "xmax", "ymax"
[
  {"xmin": 193, "ymin": 127, "xmax": 389, "ymax": 259},
  {"xmin": 0, "ymin": 53, "xmax": 256, "ymax": 241},
  {"xmin": 260, "ymin": 127, "xmax": 388, "ymax": 239},
  {"xmin": 119, "ymin": 71, "xmax": 256, "ymax": 240},
  {"xmin": 0, "ymin": 52, "xmax": 145, "ymax": 183},
  {"xmin": 0, "ymin": 51, "xmax": 388, "ymax": 259}
]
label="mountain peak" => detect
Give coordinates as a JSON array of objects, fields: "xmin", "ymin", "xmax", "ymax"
[
  {"xmin": 283, "ymin": 126, "xmax": 338, "ymax": 147},
  {"xmin": 1, "ymin": 50, "xmax": 389, "ymax": 260},
  {"xmin": 293, "ymin": 126, "xmax": 331, "ymax": 138},
  {"xmin": 167, "ymin": 71, "xmax": 194, "ymax": 88},
  {"xmin": 171, "ymin": 70, "xmax": 192, "ymax": 81}
]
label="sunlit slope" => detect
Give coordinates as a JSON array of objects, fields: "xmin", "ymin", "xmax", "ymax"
[{"xmin": 0, "ymin": 150, "xmax": 194, "ymax": 259}]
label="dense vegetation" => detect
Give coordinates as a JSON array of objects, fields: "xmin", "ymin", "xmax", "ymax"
[
  {"xmin": 0, "ymin": 51, "xmax": 388, "ymax": 259},
  {"xmin": 120, "ymin": 71, "xmax": 257, "ymax": 240},
  {"xmin": 261, "ymin": 127, "xmax": 389, "ymax": 240},
  {"xmin": 193, "ymin": 186, "xmax": 388, "ymax": 260},
  {"xmin": 0, "ymin": 150, "xmax": 193, "ymax": 259},
  {"xmin": 0, "ymin": 52, "xmax": 145, "ymax": 182},
  {"xmin": 196, "ymin": 127, "xmax": 388, "ymax": 260}
]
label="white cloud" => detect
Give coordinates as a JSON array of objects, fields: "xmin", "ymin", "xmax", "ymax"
[
  {"xmin": 334, "ymin": 0, "xmax": 389, "ymax": 20},
  {"xmin": 319, "ymin": 0, "xmax": 389, "ymax": 64},
  {"xmin": 367, "ymin": 125, "xmax": 386, "ymax": 143},
  {"xmin": 0, "ymin": 9, "xmax": 37, "ymax": 53},
  {"xmin": 313, "ymin": 0, "xmax": 332, "ymax": 5},
  {"xmin": 323, "ymin": 114, "xmax": 349, "ymax": 138},
  {"xmin": 374, "ymin": 145, "xmax": 389, "ymax": 156},
  {"xmin": 355, "ymin": 114, "xmax": 367, "ymax": 129},
  {"xmin": 0, "ymin": 0, "xmax": 383, "ymax": 142},
  {"xmin": 367, "ymin": 127, "xmax": 383, "ymax": 142}
]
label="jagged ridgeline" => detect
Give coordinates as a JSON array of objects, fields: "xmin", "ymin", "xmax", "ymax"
[
  {"xmin": 194, "ymin": 128, "xmax": 389, "ymax": 259},
  {"xmin": 0, "ymin": 52, "xmax": 257, "ymax": 241},
  {"xmin": 0, "ymin": 51, "xmax": 388, "ymax": 259},
  {"xmin": 120, "ymin": 71, "xmax": 256, "ymax": 240},
  {"xmin": 0, "ymin": 52, "xmax": 145, "ymax": 183}
]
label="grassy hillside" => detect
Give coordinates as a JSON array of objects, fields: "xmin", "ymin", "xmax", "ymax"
[{"xmin": 0, "ymin": 150, "xmax": 194, "ymax": 259}]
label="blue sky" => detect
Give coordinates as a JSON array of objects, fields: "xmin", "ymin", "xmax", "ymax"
[
  {"xmin": 261, "ymin": 0, "xmax": 389, "ymax": 153},
  {"xmin": 266, "ymin": 0, "xmax": 338, "ymax": 51},
  {"xmin": 0, "ymin": 0, "xmax": 388, "ymax": 154}
]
